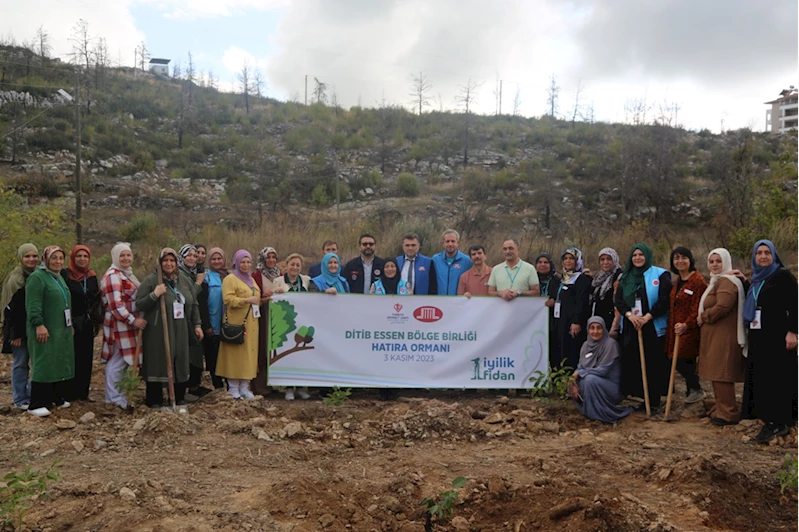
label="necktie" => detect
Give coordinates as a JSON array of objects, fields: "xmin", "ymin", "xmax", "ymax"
[{"xmin": 410, "ymin": 258, "xmax": 415, "ymax": 289}]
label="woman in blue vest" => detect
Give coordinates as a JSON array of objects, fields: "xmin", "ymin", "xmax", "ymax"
[
  {"xmin": 614, "ymin": 243, "xmax": 672, "ymax": 413},
  {"xmin": 311, "ymin": 253, "xmax": 350, "ymax": 294},
  {"xmin": 370, "ymin": 259, "xmax": 411, "ymax": 295}
]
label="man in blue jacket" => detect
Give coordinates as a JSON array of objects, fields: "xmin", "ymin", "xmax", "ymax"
[
  {"xmin": 396, "ymin": 232, "xmax": 437, "ymax": 295},
  {"xmin": 431, "ymin": 229, "xmax": 472, "ymax": 295}
]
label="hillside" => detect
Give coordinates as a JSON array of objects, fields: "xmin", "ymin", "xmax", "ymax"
[{"xmin": 0, "ymin": 44, "xmax": 796, "ymax": 273}]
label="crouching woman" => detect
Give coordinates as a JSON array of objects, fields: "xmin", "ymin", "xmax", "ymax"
[{"xmin": 569, "ymin": 316, "xmax": 633, "ymax": 423}]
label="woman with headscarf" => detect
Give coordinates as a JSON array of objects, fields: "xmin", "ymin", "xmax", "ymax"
[
  {"xmin": 1, "ymin": 244, "xmax": 39, "ymax": 409},
  {"xmin": 742, "ymin": 240, "xmax": 797, "ymax": 443},
  {"xmin": 535, "ymin": 253, "xmax": 560, "ymax": 372},
  {"xmin": 217, "ymin": 250, "xmax": 261, "ymax": 400},
  {"xmin": 614, "ymin": 243, "xmax": 672, "ymax": 413},
  {"xmin": 590, "ymin": 248, "xmax": 623, "ymax": 334},
  {"xmin": 25, "ymin": 246, "xmax": 75, "ymax": 417},
  {"xmin": 100, "ymin": 243, "xmax": 146, "ymax": 409},
  {"xmin": 370, "ymin": 258, "xmax": 411, "ymax": 295},
  {"xmin": 665, "ymin": 246, "xmax": 708, "ymax": 406},
  {"xmin": 547, "ymin": 247, "xmax": 591, "ymax": 370},
  {"xmin": 177, "ymin": 244, "xmax": 212, "ymax": 400},
  {"xmin": 251, "ymin": 246, "xmax": 280, "ymax": 396},
  {"xmin": 569, "ymin": 316, "xmax": 633, "ymax": 423},
  {"xmin": 136, "ymin": 248, "xmax": 202, "ymax": 410},
  {"xmin": 60, "ymin": 245, "xmax": 102, "ymax": 401},
  {"xmin": 273, "ymin": 253, "xmax": 312, "ymax": 294},
  {"xmin": 202, "ymin": 247, "xmax": 227, "ymax": 390},
  {"xmin": 696, "ymin": 248, "xmax": 746, "ymax": 427},
  {"xmin": 311, "ymin": 253, "xmax": 350, "ymax": 294},
  {"xmin": 195, "ymin": 244, "xmax": 207, "ymax": 270}
]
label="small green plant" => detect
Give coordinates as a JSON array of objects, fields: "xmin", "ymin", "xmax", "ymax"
[
  {"xmin": 323, "ymin": 387, "xmax": 352, "ymax": 407},
  {"xmin": 115, "ymin": 366, "xmax": 142, "ymax": 408},
  {"xmin": 420, "ymin": 476, "xmax": 467, "ymax": 530},
  {"xmin": 0, "ymin": 459, "xmax": 61, "ymax": 529},
  {"xmin": 529, "ymin": 360, "xmax": 573, "ymax": 400},
  {"xmin": 777, "ymin": 453, "xmax": 798, "ymax": 494}
]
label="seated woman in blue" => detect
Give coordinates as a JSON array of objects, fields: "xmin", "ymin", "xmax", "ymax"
[
  {"xmin": 569, "ymin": 316, "xmax": 633, "ymax": 423},
  {"xmin": 311, "ymin": 253, "xmax": 350, "ymax": 294}
]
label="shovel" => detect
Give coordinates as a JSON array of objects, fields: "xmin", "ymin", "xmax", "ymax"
[
  {"xmin": 637, "ymin": 328, "xmax": 651, "ymax": 416},
  {"xmin": 157, "ymin": 262, "xmax": 177, "ymax": 413},
  {"xmin": 664, "ymin": 334, "xmax": 680, "ymax": 419}
]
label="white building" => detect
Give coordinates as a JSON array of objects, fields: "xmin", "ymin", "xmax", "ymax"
[
  {"xmin": 148, "ymin": 58, "xmax": 171, "ymax": 77},
  {"xmin": 765, "ymin": 87, "xmax": 798, "ymax": 134}
]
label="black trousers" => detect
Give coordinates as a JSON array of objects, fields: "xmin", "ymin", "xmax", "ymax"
[
  {"xmin": 67, "ymin": 323, "xmax": 96, "ymax": 401},
  {"xmin": 676, "ymin": 358, "xmax": 701, "ymax": 392},
  {"xmin": 30, "ymin": 380, "xmax": 71, "ymax": 410},
  {"xmin": 145, "ymin": 382, "xmax": 187, "ymax": 406},
  {"xmin": 202, "ymin": 335, "xmax": 225, "ymax": 389}
]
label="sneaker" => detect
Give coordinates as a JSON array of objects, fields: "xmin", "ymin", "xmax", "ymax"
[
  {"xmin": 184, "ymin": 393, "xmax": 199, "ymax": 403},
  {"xmin": 229, "ymin": 388, "xmax": 242, "ymax": 400},
  {"xmin": 685, "ymin": 389, "xmax": 706, "ymax": 404},
  {"xmin": 57, "ymin": 401, "xmax": 71, "ymax": 409},
  {"xmin": 285, "ymin": 390, "xmax": 295, "ymax": 401},
  {"xmin": 296, "ymin": 389, "xmax": 311, "ymax": 400},
  {"xmin": 241, "ymin": 390, "xmax": 256, "ymax": 400},
  {"xmin": 147, "ymin": 403, "xmax": 163, "ymax": 409},
  {"xmin": 755, "ymin": 423, "xmax": 790, "ymax": 444},
  {"xmin": 28, "ymin": 407, "xmax": 51, "ymax": 417},
  {"xmin": 710, "ymin": 417, "xmax": 739, "ymax": 427},
  {"xmin": 15, "ymin": 403, "xmax": 30, "ymax": 411},
  {"xmin": 177, "ymin": 405, "xmax": 189, "ymax": 415}
]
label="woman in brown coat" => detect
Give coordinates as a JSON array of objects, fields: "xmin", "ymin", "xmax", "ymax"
[
  {"xmin": 665, "ymin": 247, "xmax": 708, "ymax": 405},
  {"xmin": 697, "ymin": 248, "xmax": 747, "ymax": 426}
]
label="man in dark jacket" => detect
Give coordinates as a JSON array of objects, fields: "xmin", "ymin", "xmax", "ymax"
[
  {"xmin": 309, "ymin": 240, "xmax": 339, "ymax": 278},
  {"xmin": 345, "ymin": 233, "xmax": 385, "ymax": 294}
]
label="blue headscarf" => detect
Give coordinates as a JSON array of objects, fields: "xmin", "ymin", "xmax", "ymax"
[
  {"xmin": 743, "ymin": 239, "xmax": 784, "ymax": 325},
  {"xmin": 314, "ymin": 253, "xmax": 348, "ymax": 293}
]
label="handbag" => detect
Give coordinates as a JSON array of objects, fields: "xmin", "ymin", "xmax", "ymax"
[{"xmin": 220, "ymin": 305, "xmax": 251, "ymax": 344}]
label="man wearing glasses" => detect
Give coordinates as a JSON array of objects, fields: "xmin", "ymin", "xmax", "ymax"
[{"xmin": 344, "ymin": 233, "xmax": 385, "ymax": 294}]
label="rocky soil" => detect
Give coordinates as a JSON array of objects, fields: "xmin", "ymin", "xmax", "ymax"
[{"xmin": 0, "ymin": 354, "xmax": 795, "ymax": 532}]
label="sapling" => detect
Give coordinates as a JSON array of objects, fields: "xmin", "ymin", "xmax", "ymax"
[
  {"xmin": 0, "ymin": 459, "xmax": 61, "ymax": 529},
  {"xmin": 323, "ymin": 386, "xmax": 352, "ymax": 407},
  {"xmin": 419, "ymin": 476, "xmax": 467, "ymax": 530}
]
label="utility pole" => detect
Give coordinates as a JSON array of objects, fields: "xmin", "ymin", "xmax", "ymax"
[
  {"xmin": 74, "ymin": 67, "xmax": 83, "ymax": 243},
  {"xmin": 499, "ymin": 80, "xmax": 502, "ymax": 115},
  {"xmin": 304, "ymin": 75, "xmax": 308, "ymax": 106},
  {"xmin": 334, "ymin": 149, "xmax": 340, "ymax": 233}
]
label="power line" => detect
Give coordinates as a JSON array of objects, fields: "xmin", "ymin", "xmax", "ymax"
[{"xmin": 1, "ymin": 106, "xmax": 56, "ymax": 139}]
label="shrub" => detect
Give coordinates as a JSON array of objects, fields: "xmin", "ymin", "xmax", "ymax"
[
  {"xmin": 311, "ymin": 184, "xmax": 329, "ymax": 206},
  {"xmin": 397, "ymin": 172, "xmax": 420, "ymax": 197},
  {"xmin": 119, "ymin": 213, "xmax": 162, "ymax": 244}
]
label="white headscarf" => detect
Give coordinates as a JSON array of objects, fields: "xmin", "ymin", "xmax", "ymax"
[
  {"xmin": 698, "ymin": 248, "xmax": 746, "ymax": 352},
  {"xmin": 107, "ymin": 242, "xmax": 141, "ymax": 287}
]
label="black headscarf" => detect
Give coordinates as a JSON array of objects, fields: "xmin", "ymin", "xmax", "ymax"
[
  {"xmin": 380, "ymin": 258, "xmax": 401, "ymax": 295},
  {"xmin": 534, "ymin": 253, "xmax": 556, "ymax": 283}
]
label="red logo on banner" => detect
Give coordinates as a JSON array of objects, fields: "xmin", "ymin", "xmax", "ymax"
[
  {"xmin": 414, "ymin": 306, "xmax": 443, "ymax": 322},
  {"xmin": 394, "ymin": 303, "xmax": 403, "ymax": 313}
]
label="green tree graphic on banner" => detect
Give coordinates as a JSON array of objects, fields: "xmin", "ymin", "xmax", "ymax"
[{"xmin": 269, "ymin": 300, "xmax": 315, "ymax": 365}]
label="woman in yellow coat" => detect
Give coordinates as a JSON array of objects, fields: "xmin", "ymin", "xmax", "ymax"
[{"xmin": 217, "ymin": 250, "xmax": 261, "ymax": 400}]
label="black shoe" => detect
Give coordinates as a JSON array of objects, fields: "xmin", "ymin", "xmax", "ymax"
[
  {"xmin": 190, "ymin": 387, "xmax": 213, "ymax": 398},
  {"xmin": 710, "ymin": 417, "xmax": 739, "ymax": 427},
  {"xmin": 755, "ymin": 423, "xmax": 789, "ymax": 443},
  {"xmin": 147, "ymin": 403, "xmax": 163, "ymax": 409}
]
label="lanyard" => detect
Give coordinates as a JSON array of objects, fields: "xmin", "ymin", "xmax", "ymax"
[
  {"xmin": 288, "ymin": 275, "xmax": 303, "ymax": 292},
  {"xmin": 47, "ymin": 273, "xmax": 69, "ymax": 305},
  {"xmin": 82, "ymin": 277, "xmax": 87, "ymax": 294},
  {"xmin": 505, "ymin": 265, "xmax": 521, "ymax": 287},
  {"xmin": 166, "ymin": 281, "xmax": 182, "ymax": 303},
  {"xmin": 556, "ymin": 284, "xmax": 564, "ymax": 302},
  {"xmin": 752, "ymin": 281, "xmax": 765, "ymax": 305}
]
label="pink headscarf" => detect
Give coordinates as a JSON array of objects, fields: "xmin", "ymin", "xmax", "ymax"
[{"xmin": 232, "ymin": 250, "xmax": 254, "ymax": 288}]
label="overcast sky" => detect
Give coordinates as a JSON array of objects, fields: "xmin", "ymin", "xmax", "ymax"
[{"xmin": 1, "ymin": 0, "xmax": 796, "ymax": 132}]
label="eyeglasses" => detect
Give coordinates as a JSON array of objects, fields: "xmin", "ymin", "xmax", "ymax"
[{"xmin": 361, "ymin": 242, "xmax": 376, "ymax": 247}]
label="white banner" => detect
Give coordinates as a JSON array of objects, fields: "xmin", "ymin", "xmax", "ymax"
[{"xmin": 267, "ymin": 294, "xmax": 549, "ymax": 389}]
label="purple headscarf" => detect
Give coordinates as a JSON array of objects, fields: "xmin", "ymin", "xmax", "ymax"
[{"xmin": 232, "ymin": 250, "xmax": 254, "ymax": 288}]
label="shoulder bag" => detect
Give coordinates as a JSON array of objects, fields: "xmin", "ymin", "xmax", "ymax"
[{"xmin": 220, "ymin": 304, "xmax": 251, "ymax": 345}]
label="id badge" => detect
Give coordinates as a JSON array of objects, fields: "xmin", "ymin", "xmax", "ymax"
[
  {"xmin": 553, "ymin": 301, "xmax": 561, "ymax": 318},
  {"xmin": 64, "ymin": 309, "xmax": 72, "ymax": 327},
  {"xmin": 252, "ymin": 304, "xmax": 261, "ymax": 319},
  {"xmin": 750, "ymin": 309, "xmax": 762, "ymax": 330},
  {"xmin": 173, "ymin": 302, "xmax": 185, "ymax": 319},
  {"xmin": 633, "ymin": 298, "xmax": 643, "ymax": 316}
]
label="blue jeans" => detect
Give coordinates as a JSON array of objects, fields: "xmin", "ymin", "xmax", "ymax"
[{"xmin": 11, "ymin": 344, "xmax": 31, "ymax": 407}]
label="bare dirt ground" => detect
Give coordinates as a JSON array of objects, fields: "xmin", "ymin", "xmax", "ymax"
[{"xmin": 0, "ymin": 354, "xmax": 796, "ymax": 532}]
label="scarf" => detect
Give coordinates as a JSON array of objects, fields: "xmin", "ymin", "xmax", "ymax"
[
  {"xmin": 106, "ymin": 242, "xmax": 141, "ymax": 288},
  {"xmin": 41, "ymin": 245, "xmax": 65, "ymax": 273},
  {"xmin": 591, "ymin": 247, "xmax": 620, "ymax": 300},
  {"xmin": 194, "ymin": 243, "xmax": 207, "ymax": 265},
  {"xmin": 379, "ymin": 259, "xmax": 401, "ymax": 294},
  {"xmin": 232, "ymin": 249, "xmax": 255, "ymax": 288},
  {"xmin": 618, "ymin": 243, "xmax": 654, "ymax": 307},
  {"xmin": 561, "ymin": 247, "xmax": 584, "ymax": 285},
  {"xmin": 178, "ymin": 244, "xmax": 198, "ymax": 276},
  {"xmin": 257, "ymin": 246, "xmax": 281, "ymax": 281},
  {"xmin": 318, "ymin": 252, "xmax": 347, "ymax": 293},
  {"xmin": 1, "ymin": 243, "xmax": 38, "ymax": 315},
  {"xmin": 743, "ymin": 239, "xmax": 784, "ymax": 325},
  {"xmin": 158, "ymin": 248, "xmax": 179, "ymax": 282},
  {"xmin": 698, "ymin": 248, "xmax": 746, "ymax": 349},
  {"xmin": 207, "ymin": 247, "xmax": 228, "ymax": 277},
  {"xmin": 534, "ymin": 253, "xmax": 556, "ymax": 284},
  {"xmin": 579, "ymin": 316, "xmax": 621, "ymax": 369},
  {"xmin": 68, "ymin": 244, "xmax": 97, "ymax": 282}
]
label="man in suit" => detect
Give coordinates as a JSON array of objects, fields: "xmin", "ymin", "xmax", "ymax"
[
  {"xmin": 309, "ymin": 240, "xmax": 338, "ymax": 278},
  {"xmin": 396, "ymin": 232, "xmax": 437, "ymax": 295},
  {"xmin": 344, "ymin": 233, "xmax": 385, "ymax": 293}
]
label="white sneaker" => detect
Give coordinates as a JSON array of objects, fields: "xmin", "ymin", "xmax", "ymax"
[
  {"xmin": 58, "ymin": 401, "xmax": 71, "ymax": 409},
  {"xmin": 15, "ymin": 403, "xmax": 30, "ymax": 411},
  {"xmin": 239, "ymin": 382, "xmax": 255, "ymax": 400},
  {"xmin": 229, "ymin": 388, "xmax": 242, "ymax": 399},
  {"xmin": 296, "ymin": 389, "xmax": 311, "ymax": 400},
  {"xmin": 28, "ymin": 407, "xmax": 51, "ymax": 417},
  {"xmin": 285, "ymin": 390, "xmax": 295, "ymax": 401}
]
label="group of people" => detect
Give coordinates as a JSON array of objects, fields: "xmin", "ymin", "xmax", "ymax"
[{"xmin": 0, "ymin": 230, "xmax": 795, "ymax": 444}]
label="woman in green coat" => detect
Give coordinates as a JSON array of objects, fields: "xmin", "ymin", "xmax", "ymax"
[
  {"xmin": 136, "ymin": 248, "xmax": 203, "ymax": 409},
  {"xmin": 26, "ymin": 246, "xmax": 75, "ymax": 417}
]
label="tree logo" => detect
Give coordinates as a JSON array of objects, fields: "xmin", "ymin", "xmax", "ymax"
[{"xmin": 269, "ymin": 300, "xmax": 315, "ymax": 365}]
